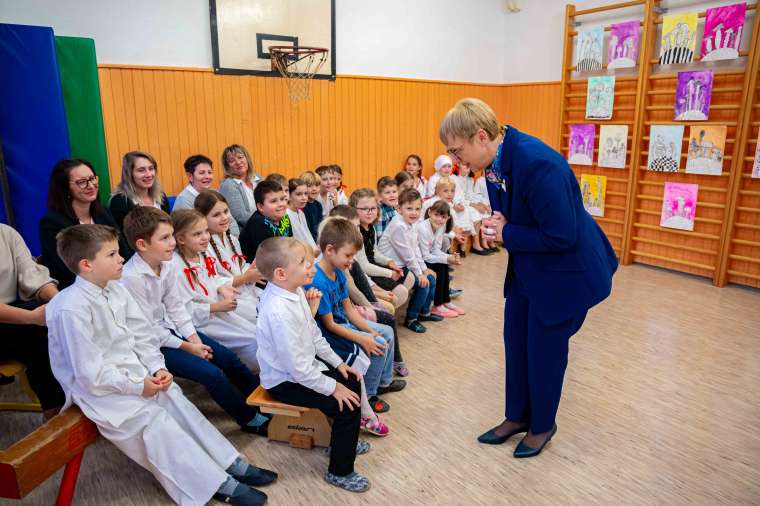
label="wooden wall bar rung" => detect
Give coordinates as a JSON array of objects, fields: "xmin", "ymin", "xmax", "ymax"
[
  {"xmin": 633, "ymin": 222, "xmax": 720, "ymax": 240},
  {"xmin": 630, "ymin": 250, "xmax": 716, "ymax": 271},
  {"xmin": 632, "ymin": 236, "xmax": 717, "ymax": 255},
  {"xmin": 575, "ymin": 0, "xmax": 646, "ymax": 16}
]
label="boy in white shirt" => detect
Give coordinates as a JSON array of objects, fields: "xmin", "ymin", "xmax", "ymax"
[
  {"xmin": 46, "ymin": 224, "xmax": 276, "ymax": 506},
  {"xmin": 120, "ymin": 206, "xmax": 270, "ymax": 435},
  {"xmin": 255, "ymin": 237, "xmax": 370, "ymax": 493}
]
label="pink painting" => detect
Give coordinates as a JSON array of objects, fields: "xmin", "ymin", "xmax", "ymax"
[
  {"xmin": 701, "ymin": 3, "xmax": 746, "ymax": 61},
  {"xmin": 568, "ymin": 124, "xmax": 595, "ymax": 166},
  {"xmin": 608, "ymin": 21, "xmax": 640, "ymax": 69},
  {"xmin": 660, "ymin": 182, "xmax": 698, "ymax": 231}
]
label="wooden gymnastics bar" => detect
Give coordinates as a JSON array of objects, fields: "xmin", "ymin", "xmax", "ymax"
[
  {"xmin": 558, "ymin": 0, "xmax": 653, "ymax": 259},
  {"xmin": 622, "ymin": 1, "xmax": 760, "ymax": 285},
  {"xmin": 716, "ymin": 10, "xmax": 760, "ymax": 288}
]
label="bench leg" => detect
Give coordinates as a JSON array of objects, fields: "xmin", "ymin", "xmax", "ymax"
[{"xmin": 56, "ymin": 451, "xmax": 84, "ymax": 506}]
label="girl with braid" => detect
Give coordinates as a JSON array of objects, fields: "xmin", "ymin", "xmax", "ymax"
[
  {"xmin": 170, "ymin": 209, "xmax": 260, "ymax": 371},
  {"xmin": 195, "ymin": 190, "xmax": 264, "ymax": 323}
]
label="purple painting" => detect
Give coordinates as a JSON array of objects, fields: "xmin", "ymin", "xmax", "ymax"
[
  {"xmin": 608, "ymin": 21, "xmax": 640, "ymax": 69},
  {"xmin": 674, "ymin": 70, "xmax": 713, "ymax": 121},
  {"xmin": 701, "ymin": 3, "xmax": 746, "ymax": 61},
  {"xmin": 568, "ymin": 124, "xmax": 596, "ymax": 166}
]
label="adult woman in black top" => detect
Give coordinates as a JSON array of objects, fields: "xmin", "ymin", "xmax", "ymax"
[
  {"xmin": 39, "ymin": 159, "xmax": 132, "ymax": 288},
  {"xmin": 108, "ymin": 150, "xmax": 170, "ymax": 230}
]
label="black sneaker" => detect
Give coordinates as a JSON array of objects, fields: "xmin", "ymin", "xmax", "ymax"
[
  {"xmin": 214, "ymin": 483, "xmax": 268, "ymax": 506},
  {"xmin": 369, "ymin": 395, "xmax": 390, "ymax": 413},
  {"xmin": 470, "ymin": 247, "xmax": 491, "ymax": 256},
  {"xmin": 232, "ymin": 465, "xmax": 278, "ymax": 487},
  {"xmin": 418, "ymin": 313, "xmax": 444, "ymax": 322},
  {"xmin": 404, "ymin": 320, "xmax": 427, "ymax": 333},
  {"xmin": 377, "ymin": 379, "xmax": 407, "ymax": 394},
  {"xmin": 449, "ymin": 288, "xmax": 464, "ymax": 299}
]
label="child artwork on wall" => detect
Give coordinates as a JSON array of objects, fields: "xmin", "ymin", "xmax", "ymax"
[
  {"xmin": 576, "ymin": 27, "xmax": 604, "ymax": 72},
  {"xmin": 598, "ymin": 125, "xmax": 628, "ymax": 168},
  {"xmin": 648, "ymin": 125, "xmax": 684, "ymax": 172},
  {"xmin": 659, "ymin": 12, "xmax": 698, "ymax": 64},
  {"xmin": 580, "ymin": 174, "xmax": 607, "ymax": 217},
  {"xmin": 685, "ymin": 125, "xmax": 727, "ymax": 176},
  {"xmin": 608, "ymin": 21, "xmax": 640, "ymax": 69},
  {"xmin": 753, "ymin": 129, "xmax": 760, "ymax": 179},
  {"xmin": 674, "ymin": 70, "xmax": 713, "ymax": 121},
  {"xmin": 701, "ymin": 3, "xmax": 746, "ymax": 61},
  {"xmin": 568, "ymin": 124, "xmax": 596, "ymax": 166},
  {"xmin": 586, "ymin": 76, "xmax": 615, "ymax": 120},
  {"xmin": 660, "ymin": 182, "xmax": 698, "ymax": 231}
]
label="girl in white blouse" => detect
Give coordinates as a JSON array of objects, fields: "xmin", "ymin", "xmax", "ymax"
[
  {"xmin": 286, "ymin": 178, "xmax": 320, "ymax": 255},
  {"xmin": 170, "ymin": 209, "xmax": 260, "ymax": 371}
]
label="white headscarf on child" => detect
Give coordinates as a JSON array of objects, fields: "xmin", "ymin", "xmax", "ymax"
[{"xmin": 434, "ymin": 154, "xmax": 453, "ymax": 172}]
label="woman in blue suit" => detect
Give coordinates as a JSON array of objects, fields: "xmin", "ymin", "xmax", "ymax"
[{"xmin": 439, "ymin": 98, "xmax": 618, "ymax": 457}]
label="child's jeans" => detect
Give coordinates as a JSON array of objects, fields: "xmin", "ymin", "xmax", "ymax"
[
  {"xmin": 405, "ymin": 270, "xmax": 436, "ymax": 321},
  {"xmin": 342, "ymin": 320, "xmax": 395, "ymax": 396}
]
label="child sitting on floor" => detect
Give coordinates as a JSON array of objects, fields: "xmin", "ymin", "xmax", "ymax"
[
  {"xmin": 170, "ymin": 209, "xmax": 260, "ymax": 371},
  {"xmin": 415, "ymin": 200, "xmax": 465, "ymax": 318},
  {"xmin": 378, "ymin": 188, "xmax": 442, "ymax": 333},
  {"xmin": 121, "ymin": 206, "xmax": 269, "ymax": 436},
  {"xmin": 256, "ymin": 237, "xmax": 371, "ymax": 493},
  {"xmin": 47, "ymin": 224, "xmax": 276, "ymax": 506}
]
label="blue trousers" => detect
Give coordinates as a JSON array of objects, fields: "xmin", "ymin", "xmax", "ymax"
[
  {"xmin": 161, "ymin": 332, "xmax": 261, "ymax": 427},
  {"xmin": 405, "ymin": 269, "xmax": 436, "ymax": 321},
  {"xmin": 504, "ymin": 278, "xmax": 587, "ymax": 434},
  {"xmin": 343, "ymin": 321, "xmax": 395, "ymax": 396}
]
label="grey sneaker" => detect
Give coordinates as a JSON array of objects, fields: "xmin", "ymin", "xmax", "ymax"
[
  {"xmin": 326, "ymin": 440, "xmax": 371, "ymax": 456},
  {"xmin": 324, "ymin": 471, "xmax": 371, "ymax": 492}
]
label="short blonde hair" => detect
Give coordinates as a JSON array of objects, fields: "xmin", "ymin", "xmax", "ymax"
[
  {"xmin": 439, "ymin": 98, "xmax": 502, "ymax": 144},
  {"xmin": 435, "ymin": 176, "xmax": 456, "ymax": 193},
  {"xmin": 300, "ymin": 170, "xmax": 321, "ymax": 187},
  {"xmin": 256, "ymin": 237, "xmax": 307, "ymax": 280}
]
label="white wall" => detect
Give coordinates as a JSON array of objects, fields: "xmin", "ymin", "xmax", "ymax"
[{"xmin": 0, "ymin": 0, "xmax": 507, "ymax": 83}]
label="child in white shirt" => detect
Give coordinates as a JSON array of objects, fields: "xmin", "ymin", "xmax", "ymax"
[
  {"xmin": 170, "ymin": 209, "xmax": 260, "ymax": 371},
  {"xmin": 426, "ymin": 154, "xmax": 455, "ymax": 197},
  {"xmin": 403, "ymin": 154, "xmax": 428, "ymax": 197},
  {"xmin": 255, "ymin": 237, "xmax": 370, "ymax": 493},
  {"xmin": 377, "ymin": 188, "xmax": 442, "ymax": 333},
  {"xmin": 459, "ymin": 163, "xmax": 499, "ymax": 252},
  {"xmin": 46, "ymin": 224, "xmax": 276, "ymax": 506},
  {"xmin": 286, "ymin": 177, "xmax": 320, "ymax": 255}
]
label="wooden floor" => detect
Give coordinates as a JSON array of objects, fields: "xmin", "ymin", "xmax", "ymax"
[{"xmin": 2, "ymin": 253, "xmax": 760, "ymax": 505}]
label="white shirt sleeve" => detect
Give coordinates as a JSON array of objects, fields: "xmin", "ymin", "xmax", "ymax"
[
  {"xmin": 355, "ymin": 246, "xmax": 393, "ymax": 279},
  {"xmin": 124, "ymin": 292, "xmax": 168, "ymax": 375},
  {"xmin": 416, "ymin": 222, "xmax": 449, "ymax": 264},
  {"xmin": 161, "ymin": 265, "xmax": 198, "ymax": 338},
  {"xmin": 120, "ymin": 274, "xmax": 184, "ymax": 349},
  {"xmin": 50, "ymin": 309, "xmax": 145, "ymax": 396},
  {"xmin": 386, "ymin": 222, "xmax": 424, "ymax": 276}
]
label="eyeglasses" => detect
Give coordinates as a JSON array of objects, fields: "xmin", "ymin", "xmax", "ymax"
[
  {"xmin": 447, "ymin": 133, "xmax": 476, "ymax": 160},
  {"xmin": 356, "ymin": 207, "xmax": 378, "ymax": 213},
  {"xmin": 71, "ymin": 175, "xmax": 99, "ymax": 189}
]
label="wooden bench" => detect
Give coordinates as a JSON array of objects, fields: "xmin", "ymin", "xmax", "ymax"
[
  {"xmin": 0, "ymin": 359, "xmax": 42, "ymax": 412},
  {"xmin": 247, "ymin": 386, "xmax": 331, "ymax": 449},
  {"xmin": 0, "ymin": 406, "xmax": 98, "ymax": 505}
]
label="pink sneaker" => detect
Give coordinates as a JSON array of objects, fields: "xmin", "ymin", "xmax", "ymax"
[
  {"xmin": 431, "ymin": 305, "xmax": 458, "ymax": 318},
  {"xmin": 361, "ymin": 416, "xmax": 389, "ymax": 437},
  {"xmin": 444, "ymin": 303, "xmax": 465, "ymax": 315}
]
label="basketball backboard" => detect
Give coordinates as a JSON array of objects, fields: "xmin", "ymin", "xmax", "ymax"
[{"xmin": 209, "ymin": 0, "xmax": 335, "ymax": 79}]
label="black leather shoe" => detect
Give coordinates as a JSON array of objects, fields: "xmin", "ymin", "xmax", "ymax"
[
  {"xmin": 418, "ymin": 313, "xmax": 443, "ymax": 322},
  {"xmin": 477, "ymin": 423, "xmax": 529, "ymax": 445},
  {"xmin": 233, "ymin": 465, "xmax": 279, "ymax": 487},
  {"xmin": 377, "ymin": 379, "xmax": 406, "ymax": 394},
  {"xmin": 513, "ymin": 424, "xmax": 557, "ymax": 458},
  {"xmin": 214, "ymin": 483, "xmax": 268, "ymax": 505},
  {"xmin": 404, "ymin": 320, "xmax": 426, "ymax": 333},
  {"xmin": 470, "ymin": 248, "xmax": 492, "ymax": 256}
]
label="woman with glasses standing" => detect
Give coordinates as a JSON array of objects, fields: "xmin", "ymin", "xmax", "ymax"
[
  {"xmin": 39, "ymin": 159, "xmax": 132, "ymax": 288},
  {"xmin": 108, "ymin": 151, "xmax": 170, "ymax": 231}
]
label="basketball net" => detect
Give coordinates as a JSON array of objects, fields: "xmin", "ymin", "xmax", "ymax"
[{"xmin": 270, "ymin": 46, "xmax": 328, "ymax": 103}]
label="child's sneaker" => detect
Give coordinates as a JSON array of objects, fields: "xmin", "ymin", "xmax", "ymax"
[
  {"xmin": 324, "ymin": 471, "xmax": 371, "ymax": 493},
  {"xmin": 404, "ymin": 319, "xmax": 426, "ymax": 333},
  {"xmin": 326, "ymin": 439, "xmax": 372, "ymax": 456},
  {"xmin": 444, "ymin": 303, "xmax": 465, "ymax": 315},
  {"xmin": 368, "ymin": 395, "xmax": 390, "ymax": 413},
  {"xmin": 361, "ymin": 416, "xmax": 389, "ymax": 436},
  {"xmin": 431, "ymin": 305, "xmax": 458, "ymax": 318},
  {"xmin": 393, "ymin": 361, "xmax": 410, "ymax": 377},
  {"xmin": 449, "ymin": 287, "xmax": 464, "ymax": 298}
]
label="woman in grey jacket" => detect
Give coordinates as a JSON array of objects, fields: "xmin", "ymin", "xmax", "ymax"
[{"xmin": 218, "ymin": 144, "xmax": 261, "ymax": 231}]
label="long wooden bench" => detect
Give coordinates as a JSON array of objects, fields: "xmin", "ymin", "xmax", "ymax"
[
  {"xmin": 247, "ymin": 386, "xmax": 331, "ymax": 449},
  {"xmin": 0, "ymin": 406, "xmax": 98, "ymax": 505}
]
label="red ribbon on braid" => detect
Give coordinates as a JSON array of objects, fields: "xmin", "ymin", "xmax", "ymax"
[
  {"xmin": 231, "ymin": 253, "xmax": 247, "ymax": 265},
  {"xmin": 183, "ymin": 266, "xmax": 209, "ymax": 296},
  {"xmin": 204, "ymin": 256, "xmax": 218, "ymax": 277},
  {"xmin": 220, "ymin": 259, "xmax": 232, "ymax": 272}
]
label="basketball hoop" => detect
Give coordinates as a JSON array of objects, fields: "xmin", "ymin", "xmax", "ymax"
[{"xmin": 270, "ymin": 46, "xmax": 328, "ymax": 103}]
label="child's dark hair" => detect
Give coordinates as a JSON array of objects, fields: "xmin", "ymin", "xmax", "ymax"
[
  {"xmin": 329, "ymin": 205, "xmax": 359, "ymax": 221},
  {"xmin": 56, "ymin": 224, "xmax": 119, "ymax": 274},
  {"xmin": 405, "ymin": 154, "xmax": 422, "ymax": 172},
  {"xmin": 426, "ymin": 200, "xmax": 453, "ymax": 233},
  {"xmin": 377, "ymin": 176, "xmax": 397, "ymax": 193},
  {"xmin": 194, "ymin": 190, "xmax": 245, "ymax": 271},
  {"xmin": 253, "ymin": 180, "xmax": 284, "ymax": 205},
  {"xmin": 184, "ymin": 154, "xmax": 213, "ymax": 174},
  {"xmin": 318, "ymin": 216, "xmax": 363, "ymax": 253},
  {"xmin": 315, "ymin": 165, "xmax": 336, "ymax": 177},
  {"xmin": 398, "ymin": 188, "xmax": 422, "ymax": 206},
  {"xmin": 394, "ymin": 170, "xmax": 413, "ymax": 187},
  {"xmin": 265, "ymin": 173, "xmax": 288, "ymax": 191},
  {"xmin": 123, "ymin": 206, "xmax": 172, "ymax": 250},
  {"xmin": 288, "ymin": 177, "xmax": 307, "ymax": 194}
]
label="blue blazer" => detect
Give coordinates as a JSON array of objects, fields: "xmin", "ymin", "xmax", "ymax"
[{"xmin": 487, "ymin": 126, "xmax": 618, "ymax": 325}]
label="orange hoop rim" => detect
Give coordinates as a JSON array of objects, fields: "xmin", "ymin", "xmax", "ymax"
[{"xmin": 269, "ymin": 45, "xmax": 328, "ymax": 56}]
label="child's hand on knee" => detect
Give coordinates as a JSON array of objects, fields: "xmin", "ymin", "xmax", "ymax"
[
  {"xmin": 332, "ymin": 382, "xmax": 360, "ymax": 412},
  {"xmin": 154, "ymin": 369, "xmax": 174, "ymax": 390},
  {"xmin": 337, "ymin": 363, "xmax": 363, "ymax": 382},
  {"xmin": 142, "ymin": 376, "xmax": 163, "ymax": 397},
  {"xmin": 417, "ymin": 273, "xmax": 429, "ymax": 288}
]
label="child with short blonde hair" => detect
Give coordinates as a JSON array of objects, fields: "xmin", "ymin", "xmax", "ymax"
[{"xmin": 300, "ymin": 170, "xmax": 323, "ymax": 241}]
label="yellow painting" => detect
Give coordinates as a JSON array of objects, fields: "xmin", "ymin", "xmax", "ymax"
[
  {"xmin": 660, "ymin": 12, "xmax": 698, "ymax": 64},
  {"xmin": 580, "ymin": 174, "xmax": 607, "ymax": 217}
]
